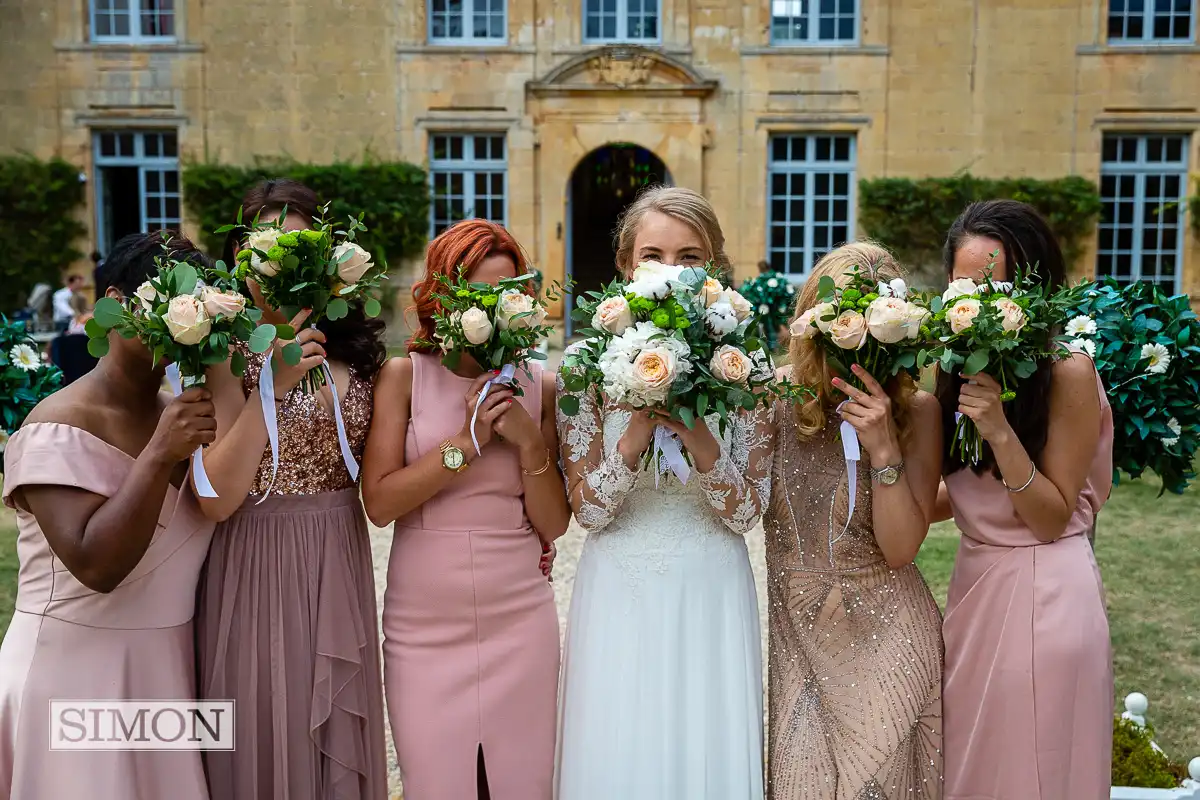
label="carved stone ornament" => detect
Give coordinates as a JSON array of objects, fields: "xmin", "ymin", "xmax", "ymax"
[{"xmin": 587, "ymin": 48, "xmax": 655, "ymax": 88}]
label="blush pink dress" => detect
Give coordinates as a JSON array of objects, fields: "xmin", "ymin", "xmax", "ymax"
[
  {"xmin": 0, "ymin": 422, "xmax": 215, "ymax": 799},
  {"xmin": 384, "ymin": 353, "xmax": 560, "ymax": 800},
  {"xmin": 942, "ymin": 371, "xmax": 1114, "ymax": 800}
]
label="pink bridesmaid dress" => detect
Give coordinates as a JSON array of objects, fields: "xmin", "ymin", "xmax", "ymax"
[
  {"xmin": 942, "ymin": 371, "xmax": 1114, "ymax": 800},
  {"xmin": 384, "ymin": 353, "xmax": 560, "ymax": 799},
  {"xmin": 0, "ymin": 422, "xmax": 215, "ymax": 799}
]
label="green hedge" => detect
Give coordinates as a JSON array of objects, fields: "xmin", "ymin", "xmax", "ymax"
[
  {"xmin": 0, "ymin": 156, "xmax": 86, "ymax": 313},
  {"xmin": 182, "ymin": 159, "xmax": 430, "ymax": 268},
  {"xmin": 858, "ymin": 175, "xmax": 1103, "ymax": 277}
]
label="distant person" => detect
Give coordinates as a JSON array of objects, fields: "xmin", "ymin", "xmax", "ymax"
[
  {"xmin": 757, "ymin": 259, "xmax": 771, "ymax": 274},
  {"xmin": 52, "ymin": 274, "xmax": 83, "ymax": 332},
  {"xmin": 66, "ymin": 292, "xmax": 92, "ymax": 335}
]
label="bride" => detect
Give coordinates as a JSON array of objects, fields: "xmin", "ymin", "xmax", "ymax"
[{"xmin": 555, "ymin": 186, "xmax": 770, "ymax": 799}]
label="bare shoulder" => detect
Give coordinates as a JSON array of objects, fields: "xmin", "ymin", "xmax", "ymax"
[
  {"xmin": 774, "ymin": 364, "xmax": 794, "ymax": 382},
  {"xmin": 1051, "ymin": 352, "xmax": 1100, "ymax": 404},
  {"xmin": 377, "ymin": 356, "xmax": 413, "ymax": 386},
  {"xmin": 908, "ymin": 388, "xmax": 940, "ymax": 418},
  {"xmin": 22, "ymin": 379, "xmax": 103, "ymax": 430}
]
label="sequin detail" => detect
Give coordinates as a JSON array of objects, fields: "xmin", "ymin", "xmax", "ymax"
[
  {"xmin": 240, "ymin": 346, "xmax": 373, "ymax": 496},
  {"xmin": 763, "ymin": 401, "xmax": 944, "ymax": 799}
]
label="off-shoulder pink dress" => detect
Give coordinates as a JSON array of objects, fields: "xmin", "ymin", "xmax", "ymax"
[
  {"xmin": 943, "ymin": 371, "xmax": 1114, "ymax": 799},
  {"xmin": 0, "ymin": 422, "xmax": 215, "ymax": 799}
]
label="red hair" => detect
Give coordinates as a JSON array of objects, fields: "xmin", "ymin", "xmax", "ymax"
[{"xmin": 407, "ymin": 219, "xmax": 531, "ymax": 354}]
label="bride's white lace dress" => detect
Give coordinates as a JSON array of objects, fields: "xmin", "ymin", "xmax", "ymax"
[{"xmin": 554, "ymin": 370, "xmax": 772, "ymax": 800}]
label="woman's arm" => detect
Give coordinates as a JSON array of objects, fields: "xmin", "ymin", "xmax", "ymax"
[
  {"xmin": 931, "ymin": 481, "xmax": 953, "ymax": 523},
  {"xmin": 20, "ymin": 389, "xmax": 216, "ymax": 593},
  {"xmin": 492, "ymin": 371, "xmax": 570, "ymax": 542},
  {"xmin": 869, "ymin": 392, "xmax": 942, "ymax": 567},
  {"xmin": 360, "ymin": 359, "xmax": 512, "ymax": 527},
  {"xmin": 958, "ymin": 353, "xmax": 1101, "ymax": 542}
]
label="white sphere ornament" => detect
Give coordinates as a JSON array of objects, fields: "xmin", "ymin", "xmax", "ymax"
[
  {"xmin": 1189, "ymin": 756, "xmax": 1200, "ymax": 782},
  {"xmin": 1123, "ymin": 692, "xmax": 1149, "ymax": 726}
]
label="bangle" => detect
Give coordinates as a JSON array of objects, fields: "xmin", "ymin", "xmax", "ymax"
[
  {"xmin": 522, "ymin": 449, "xmax": 552, "ymax": 477},
  {"xmin": 1003, "ymin": 461, "xmax": 1037, "ymax": 493}
]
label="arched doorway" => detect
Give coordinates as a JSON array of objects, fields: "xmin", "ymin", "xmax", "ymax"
[{"xmin": 567, "ymin": 144, "xmax": 671, "ymax": 333}]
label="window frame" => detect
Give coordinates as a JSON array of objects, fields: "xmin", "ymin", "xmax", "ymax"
[
  {"xmin": 1106, "ymin": 0, "xmax": 1196, "ymax": 45},
  {"xmin": 428, "ymin": 133, "xmax": 509, "ymax": 238},
  {"xmin": 92, "ymin": 130, "xmax": 182, "ymax": 256},
  {"xmin": 427, "ymin": 0, "xmax": 508, "ymax": 45},
  {"xmin": 765, "ymin": 133, "xmax": 858, "ymax": 280},
  {"xmin": 769, "ymin": 0, "xmax": 860, "ymax": 47},
  {"xmin": 90, "ymin": 0, "xmax": 177, "ymax": 44},
  {"xmin": 1096, "ymin": 132, "xmax": 1190, "ymax": 294},
  {"xmin": 581, "ymin": 0, "xmax": 662, "ymax": 45}
]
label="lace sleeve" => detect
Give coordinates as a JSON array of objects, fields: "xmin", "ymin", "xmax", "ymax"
[
  {"xmin": 556, "ymin": 368, "xmax": 638, "ymax": 533},
  {"xmin": 696, "ymin": 402, "xmax": 776, "ymax": 534}
]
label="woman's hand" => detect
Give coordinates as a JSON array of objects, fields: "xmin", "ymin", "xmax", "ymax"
[
  {"xmin": 148, "ymin": 387, "xmax": 218, "ymax": 465},
  {"xmin": 832, "ymin": 365, "xmax": 902, "ymax": 465},
  {"xmin": 270, "ymin": 309, "xmax": 326, "ymax": 399},
  {"xmin": 539, "ymin": 541, "xmax": 556, "ymax": 582},
  {"xmin": 459, "ymin": 372, "xmax": 514, "ymax": 450},
  {"xmin": 246, "ymin": 279, "xmax": 289, "ymax": 326},
  {"xmin": 492, "ymin": 397, "xmax": 547, "ymax": 466},
  {"xmin": 650, "ymin": 410, "xmax": 721, "ymax": 473},
  {"xmin": 958, "ymin": 372, "xmax": 1016, "ymax": 446},
  {"xmin": 616, "ymin": 407, "xmax": 657, "ymax": 469}
]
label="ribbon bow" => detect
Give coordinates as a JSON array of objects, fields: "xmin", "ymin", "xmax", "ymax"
[
  {"xmin": 829, "ymin": 400, "xmax": 862, "ymax": 561},
  {"xmin": 164, "ymin": 363, "xmax": 218, "ymax": 498},
  {"xmin": 470, "ymin": 363, "xmax": 517, "ymax": 456},
  {"xmin": 652, "ymin": 426, "xmax": 691, "ymax": 487}
]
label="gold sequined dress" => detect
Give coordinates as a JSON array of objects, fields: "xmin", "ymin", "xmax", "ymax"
[
  {"xmin": 195, "ymin": 347, "xmax": 388, "ymax": 800},
  {"xmin": 764, "ymin": 404, "xmax": 943, "ymax": 800}
]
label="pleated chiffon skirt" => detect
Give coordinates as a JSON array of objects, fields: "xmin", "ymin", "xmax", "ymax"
[{"xmin": 196, "ymin": 489, "xmax": 388, "ymax": 800}]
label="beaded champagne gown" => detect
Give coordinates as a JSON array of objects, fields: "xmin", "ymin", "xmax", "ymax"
[
  {"xmin": 763, "ymin": 402, "xmax": 943, "ymax": 799},
  {"xmin": 554, "ymin": 365, "xmax": 773, "ymax": 800}
]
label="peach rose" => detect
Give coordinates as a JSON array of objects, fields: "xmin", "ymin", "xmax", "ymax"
[
  {"xmin": 700, "ymin": 277, "xmax": 724, "ymax": 307},
  {"xmin": 592, "ymin": 295, "xmax": 634, "ymax": 334},
  {"xmin": 947, "ymin": 298, "xmax": 982, "ymax": 334},
  {"xmin": 710, "ymin": 345, "xmax": 753, "ymax": 385},
  {"xmin": 199, "ymin": 286, "xmax": 247, "ymax": 321},
  {"xmin": 829, "ymin": 310, "xmax": 868, "ymax": 350},
  {"xmin": 163, "ymin": 295, "xmax": 213, "ymax": 345},
  {"xmin": 993, "ymin": 296, "xmax": 1027, "ymax": 333},
  {"xmin": 630, "ymin": 346, "xmax": 680, "ymax": 399}
]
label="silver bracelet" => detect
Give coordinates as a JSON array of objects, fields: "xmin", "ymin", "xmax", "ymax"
[{"xmin": 1003, "ymin": 461, "xmax": 1037, "ymax": 493}]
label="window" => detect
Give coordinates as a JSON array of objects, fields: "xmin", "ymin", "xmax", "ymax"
[
  {"xmin": 1108, "ymin": 0, "xmax": 1195, "ymax": 43},
  {"xmin": 91, "ymin": 0, "xmax": 175, "ymax": 42},
  {"xmin": 429, "ymin": 134, "xmax": 508, "ymax": 236},
  {"xmin": 766, "ymin": 134, "xmax": 856, "ymax": 277},
  {"xmin": 583, "ymin": 0, "xmax": 659, "ymax": 43},
  {"xmin": 93, "ymin": 131, "xmax": 181, "ymax": 256},
  {"xmin": 429, "ymin": 0, "xmax": 505, "ymax": 43},
  {"xmin": 1097, "ymin": 134, "xmax": 1189, "ymax": 291},
  {"xmin": 771, "ymin": 0, "xmax": 858, "ymax": 45}
]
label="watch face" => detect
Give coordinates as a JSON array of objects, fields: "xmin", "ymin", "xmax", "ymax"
[
  {"xmin": 443, "ymin": 447, "xmax": 465, "ymax": 470},
  {"xmin": 879, "ymin": 467, "xmax": 899, "ymax": 485}
]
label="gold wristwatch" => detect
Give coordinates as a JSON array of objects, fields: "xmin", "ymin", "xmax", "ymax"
[{"xmin": 440, "ymin": 440, "xmax": 469, "ymax": 473}]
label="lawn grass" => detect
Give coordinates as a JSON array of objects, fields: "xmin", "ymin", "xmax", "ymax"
[{"xmin": 915, "ymin": 474, "xmax": 1200, "ymax": 762}]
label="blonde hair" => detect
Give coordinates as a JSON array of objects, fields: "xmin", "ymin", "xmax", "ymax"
[
  {"xmin": 787, "ymin": 240, "xmax": 918, "ymax": 442},
  {"xmin": 614, "ymin": 186, "xmax": 732, "ymax": 278}
]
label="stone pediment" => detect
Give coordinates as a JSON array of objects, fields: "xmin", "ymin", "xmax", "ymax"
[{"xmin": 527, "ymin": 46, "xmax": 718, "ymax": 97}]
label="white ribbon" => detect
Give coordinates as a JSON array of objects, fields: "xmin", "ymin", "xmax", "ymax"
[
  {"xmin": 164, "ymin": 363, "xmax": 217, "ymax": 498},
  {"xmin": 257, "ymin": 356, "xmax": 359, "ymax": 503},
  {"xmin": 954, "ymin": 411, "xmax": 982, "ymax": 465},
  {"xmin": 470, "ymin": 363, "xmax": 517, "ymax": 456},
  {"xmin": 652, "ymin": 425, "xmax": 691, "ymax": 488},
  {"xmin": 829, "ymin": 401, "xmax": 861, "ymax": 561}
]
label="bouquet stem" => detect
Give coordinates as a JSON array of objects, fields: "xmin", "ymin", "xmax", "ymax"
[{"xmin": 954, "ymin": 413, "xmax": 982, "ymax": 465}]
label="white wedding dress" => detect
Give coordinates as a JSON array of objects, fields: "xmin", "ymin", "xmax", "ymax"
[{"xmin": 554, "ymin": 369, "xmax": 771, "ymax": 800}]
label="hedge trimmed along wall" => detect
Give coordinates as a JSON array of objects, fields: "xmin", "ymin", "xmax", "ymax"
[
  {"xmin": 858, "ymin": 174, "xmax": 1104, "ymax": 278},
  {"xmin": 182, "ymin": 159, "xmax": 431, "ymax": 269},
  {"xmin": 0, "ymin": 156, "xmax": 86, "ymax": 314}
]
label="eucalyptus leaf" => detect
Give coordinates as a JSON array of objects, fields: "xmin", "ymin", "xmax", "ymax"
[
  {"xmin": 558, "ymin": 394, "xmax": 581, "ymax": 416},
  {"xmin": 248, "ymin": 324, "xmax": 277, "ymax": 354},
  {"xmin": 92, "ymin": 297, "xmax": 125, "ymax": 328},
  {"xmin": 282, "ymin": 341, "xmax": 303, "ymax": 366},
  {"xmin": 173, "ymin": 263, "xmax": 198, "ymax": 296},
  {"xmin": 364, "ymin": 298, "xmax": 382, "ymax": 318},
  {"xmin": 326, "ymin": 298, "xmax": 349, "ymax": 320},
  {"xmin": 87, "ymin": 336, "xmax": 110, "ymax": 358}
]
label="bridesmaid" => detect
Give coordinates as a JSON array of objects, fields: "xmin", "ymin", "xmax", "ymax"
[
  {"xmin": 193, "ymin": 179, "xmax": 389, "ymax": 800},
  {"xmin": 361, "ymin": 219, "xmax": 569, "ymax": 800},
  {"xmin": 765, "ymin": 241, "xmax": 944, "ymax": 799},
  {"xmin": 0, "ymin": 232, "xmax": 218, "ymax": 798},
  {"xmin": 935, "ymin": 200, "xmax": 1113, "ymax": 799}
]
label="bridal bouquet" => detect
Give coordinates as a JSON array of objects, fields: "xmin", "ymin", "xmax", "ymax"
[
  {"xmin": 560, "ymin": 262, "xmax": 807, "ymax": 476},
  {"xmin": 788, "ymin": 268, "xmax": 929, "ymax": 384},
  {"xmin": 918, "ymin": 256, "xmax": 1067, "ymax": 464},
  {"xmin": 0, "ymin": 316, "xmax": 63, "ymax": 468},
  {"xmin": 218, "ymin": 202, "xmax": 387, "ymax": 392}
]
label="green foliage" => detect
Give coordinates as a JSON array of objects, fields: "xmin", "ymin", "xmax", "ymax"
[
  {"xmin": 1111, "ymin": 718, "xmax": 1182, "ymax": 789},
  {"xmin": 1063, "ymin": 278, "xmax": 1200, "ymax": 494},
  {"xmin": 858, "ymin": 174, "xmax": 1102, "ymax": 275},
  {"xmin": 739, "ymin": 270, "xmax": 797, "ymax": 351},
  {"xmin": 1191, "ymin": 178, "xmax": 1199, "ymax": 238},
  {"xmin": 181, "ymin": 158, "xmax": 430, "ymax": 269},
  {"xmin": 0, "ymin": 317, "xmax": 64, "ymax": 443},
  {"xmin": 0, "ymin": 156, "xmax": 86, "ymax": 313}
]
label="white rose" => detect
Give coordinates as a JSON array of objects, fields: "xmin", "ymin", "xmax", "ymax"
[
  {"xmin": 788, "ymin": 308, "xmax": 820, "ymax": 340},
  {"xmin": 810, "ymin": 302, "xmax": 838, "ymax": 333},
  {"xmin": 626, "ymin": 262, "xmax": 683, "ymax": 300},
  {"xmin": 700, "ymin": 277, "xmax": 724, "ymax": 307},
  {"xmin": 993, "ymin": 297, "xmax": 1027, "ymax": 333},
  {"xmin": 942, "ymin": 278, "xmax": 979, "ymax": 304},
  {"xmin": 719, "ymin": 288, "xmax": 753, "ymax": 321},
  {"xmin": 332, "ymin": 242, "xmax": 374, "ymax": 286},
  {"xmin": 163, "ymin": 295, "xmax": 213, "ymax": 345},
  {"xmin": 495, "ymin": 289, "xmax": 538, "ymax": 330},
  {"xmin": 592, "ymin": 295, "xmax": 634, "ymax": 334},
  {"xmin": 246, "ymin": 229, "xmax": 283, "ymax": 277},
  {"xmin": 630, "ymin": 345, "xmax": 681, "ymax": 401},
  {"xmin": 864, "ymin": 297, "xmax": 910, "ymax": 344},
  {"xmin": 829, "ymin": 310, "xmax": 868, "ymax": 350},
  {"xmin": 199, "ymin": 286, "xmax": 247, "ymax": 320},
  {"xmin": 710, "ymin": 345, "xmax": 753, "ymax": 385},
  {"xmin": 135, "ymin": 281, "xmax": 161, "ymax": 312},
  {"xmin": 903, "ymin": 303, "xmax": 931, "ymax": 340},
  {"xmin": 947, "ymin": 298, "xmax": 982, "ymax": 334},
  {"xmin": 878, "ymin": 278, "xmax": 909, "ymax": 299},
  {"xmin": 766, "ymin": 278, "xmax": 779, "ymax": 289},
  {"xmin": 705, "ymin": 299, "xmax": 739, "ymax": 338},
  {"xmin": 459, "ymin": 306, "xmax": 494, "ymax": 345}
]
